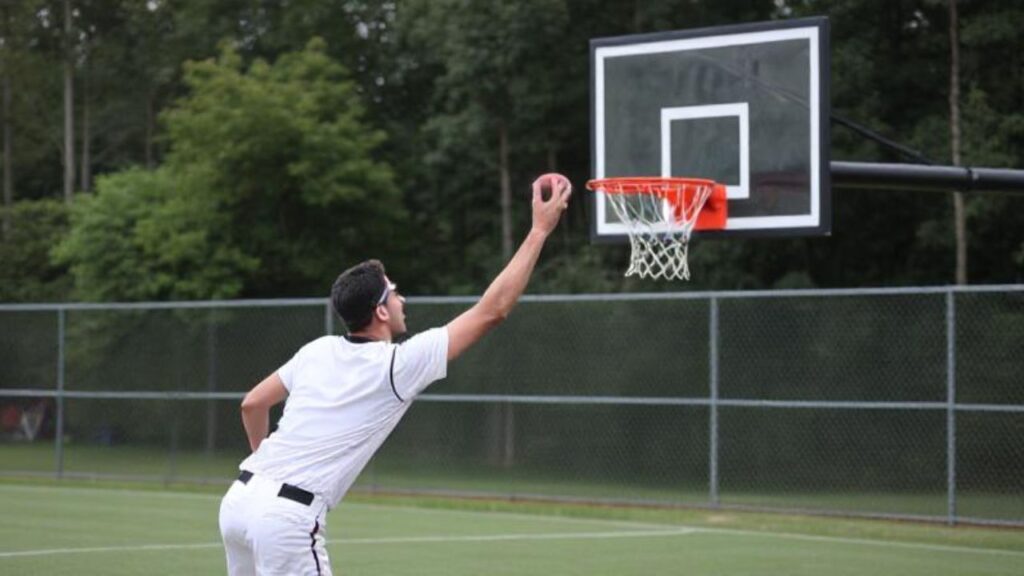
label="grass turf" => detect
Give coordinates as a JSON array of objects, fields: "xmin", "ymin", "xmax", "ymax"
[
  {"xmin": 3, "ymin": 442, "xmax": 1022, "ymax": 522},
  {"xmin": 0, "ymin": 480, "xmax": 1022, "ymax": 576}
]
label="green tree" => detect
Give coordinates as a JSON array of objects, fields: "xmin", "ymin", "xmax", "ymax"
[
  {"xmin": 1, "ymin": 3, "xmax": 63, "ymax": 206},
  {"xmin": 956, "ymin": 1, "xmax": 1024, "ymax": 282},
  {"xmin": 8, "ymin": 0, "xmax": 1023, "ymax": 299},
  {"xmin": 54, "ymin": 166, "xmax": 255, "ymax": 300},
  {"xmin": 0, "ymin": 199, "xmax": 71, "ymax": 301},
  {"xmin": 399, "ymin": 0, "xmax": 571, "ymax": 263},
  {"xmin": 790, "ymin": 0, "xmax": 1024, "ymax": 286},
  {"xmin": 57, "ymin": 39, "xmax": 403, "ymax": 301},
  {"xmin": 0, "ymin": 1, "xmax": 35, "ymax": 233},
  {"xmin": 164, "ymin": 38, "xmax": 403, "ymax": 295}
]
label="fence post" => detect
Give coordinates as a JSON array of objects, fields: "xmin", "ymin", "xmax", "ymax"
[
  {"xmin": 946, "ymin": 290, "xmax": 957, "ymax": 526},
  {"xmin": 709, "ymin": 296, "xmax": 720, "ymax": 508},
  {"xmin": 205, "ymin": 315, "xmax": 218, "ymax": 459},
  {"xmin": 55, "ymin": 308, "xmax": 65, "ymax": 479},
  {"xmin": 325, "ymin": 300, "xmax": 334, "ymax": 336}
]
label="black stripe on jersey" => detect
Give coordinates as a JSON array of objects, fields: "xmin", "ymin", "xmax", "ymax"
[{"xmin": 389, "ymin": 348, "xmax": 404, "ymax": 402}]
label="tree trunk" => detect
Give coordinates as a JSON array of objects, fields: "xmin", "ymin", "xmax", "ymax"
[
  {"xmin": 2, "ymin": 65, "xmax": 12, "ymax": 239},
  {"xmin": 499, "ymin": 120, "xmax": 512, "ymax": 261},
  {"xmin": 949, "ymin": 0, "xmax": 966, "ymax": 285},
  {"xmin": 62, "ymin": 0, "xmax": 74, "ymax": 202},
  {"xmin": 80, "ymin": 60, "xmax": 90, "ymax": 192},
  {"xmin": 145, "ymin": 90, "xmax": 155, "ymax": 168},
  {"xmin": 1, "ymin": 2, "xmax": 13, "ymax": 238}
]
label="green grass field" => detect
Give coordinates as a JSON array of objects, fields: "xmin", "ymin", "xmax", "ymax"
[
  {"xmin": 1, "ymin": 480, "xmax": 1022, "ymax": 576},
  {"xmin": 3, "ymin": 442, "xmax": 1023, "ymax": 522}
]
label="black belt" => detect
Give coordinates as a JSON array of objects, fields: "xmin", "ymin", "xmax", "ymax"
[{"xmin": 237, "ymin": 470, "xmax": 315, "ymax": 506}]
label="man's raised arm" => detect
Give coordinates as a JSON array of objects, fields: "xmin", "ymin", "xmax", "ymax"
[{"xmin": 446, "ymin": 174, "xmax": 572, "ymax": 361}]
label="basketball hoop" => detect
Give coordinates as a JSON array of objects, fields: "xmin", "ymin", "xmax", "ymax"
[{"xmin": 586, "ymin": 177, "xmax": 727, "ymax": 281}]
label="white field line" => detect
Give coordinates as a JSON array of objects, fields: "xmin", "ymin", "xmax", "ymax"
[
  {"xmin": 339, "ymin": 528, "xmax": 696, "ymax": 545},
  {"xmin": 342, "ymin": 501, "xmax": 685, "ymax": 531},
  {"xmin": 344, "ymin": 528, "xmax": 696, "ymax": 541},
  {"xmin": 2, "ymin": 485, "xmax": 1023, "ymax": 559},
  {"xmin": 694, "ymin": 526, "xmax": 1024, "ymax": 558},
  {"xmin": 0, "ymin": 483, "xmax": 225, "ymax": 501},
  {"xmin": 0, "ymin": 529, "xmax": 695, "ymax": 559},
  {"xmin": 2, "ymin": 526, "xmax": 1023, "ymax": 561},
  {"xmin": 0, "ymin": 543, "xmax": 222, "ymax": 559}
]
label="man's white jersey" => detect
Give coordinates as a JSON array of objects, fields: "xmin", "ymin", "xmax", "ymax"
[{"xmin": 240, "ymin": 328, "xmax": 448, "ymax": 508}]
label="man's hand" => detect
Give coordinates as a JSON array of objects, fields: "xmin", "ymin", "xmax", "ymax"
[{"xmin": 531, "ymin": 173, "xmax": 572, "ymax": 237}]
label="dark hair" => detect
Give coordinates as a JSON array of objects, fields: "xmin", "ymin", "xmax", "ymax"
[{"xmin": 330, "ymin": 259, "xmax": 387, "ymax": 332}]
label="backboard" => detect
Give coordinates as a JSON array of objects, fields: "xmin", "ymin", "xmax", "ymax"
[{"xmin": 590, "ymin": 17, "xmax": 831, "ymax": 240}]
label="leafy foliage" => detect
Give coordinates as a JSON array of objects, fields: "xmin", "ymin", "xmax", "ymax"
[
  {"xmin": 56, "ymin": 39, "xmax": 402, "ymax": 300},
  {"xmin": 0, "ymin": 199, "xmax": 71, "ymax": 301},
  {"xmin": 163, "ymin": 38, "xmax": 403, "ymax": 294},
  {"xmin": 5, "ymin": 1, "xmax": 1024, "ymax": 301},
  {"xmin": 54, "ymin": 167, "xmax": 255, "ymax": 301}
]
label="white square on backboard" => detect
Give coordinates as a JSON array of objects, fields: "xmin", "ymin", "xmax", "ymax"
[{"xmin": 661, "ymin": 103, "xmax": 749, "ymax": 199}]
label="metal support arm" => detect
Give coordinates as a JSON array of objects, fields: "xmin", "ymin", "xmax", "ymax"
[{"xmin": 831, "ymin": 161, "xmax": 1024, "ymax": 194}]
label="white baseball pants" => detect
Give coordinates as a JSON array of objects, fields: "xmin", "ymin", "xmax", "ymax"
[{"xmin": 219, "ymin": 472, "xmax": 332, "ymax": 576}]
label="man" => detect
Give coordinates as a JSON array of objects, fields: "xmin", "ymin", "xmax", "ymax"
[{"xmin": 218, "ymin": 173, "xmax": 572, "ymax": 575}]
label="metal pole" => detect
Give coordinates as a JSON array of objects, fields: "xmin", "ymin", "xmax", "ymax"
[
  {"xmin": 709, "ymin": 297, "xmax": 720, "ymax": 507},
  {"xmin": 168, "ymin": 416, "xmax": 179, "ymax": 487},
  {"xmin": 946, "ymin": 290, "xmax": 957, "ymax": 525},
  {"xmin": 55, "ymin": 308, "xmax": 65, "ymax": 479},
  {"xmin": 325, "ymin": 301, "xmax": 334, "ymax": 336},
  {"xmin": 205, "ymin": 315, "xmax": 218, "ymax": 459},
  {"xmin": 831, "ymin": 161, "xmax": 1024, "ymax": 194}
]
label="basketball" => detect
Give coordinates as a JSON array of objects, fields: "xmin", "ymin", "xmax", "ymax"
[{"xmin": 535, "ymin": 172, "xmax": 571, "ymax": 201}]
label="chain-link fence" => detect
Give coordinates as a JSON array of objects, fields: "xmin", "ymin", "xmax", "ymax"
[{"xmin": 1, "ymin": 286, "xmax": 1022, "ymax": 526}]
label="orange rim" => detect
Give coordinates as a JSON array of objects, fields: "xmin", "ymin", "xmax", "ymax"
[
  {"xmin": 585, "ymin": 177, "xmax": 717, "ymax": 194},
  {"xmin": 586, "ymin": 177, "xmax": 727, "ymax": 231}
]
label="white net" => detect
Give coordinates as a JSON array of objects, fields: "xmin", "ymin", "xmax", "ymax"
[{"xmin": 598, "ymin": 179, "xmax": 714, "ymax": 281}]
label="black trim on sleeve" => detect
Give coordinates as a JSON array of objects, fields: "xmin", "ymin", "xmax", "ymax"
[{"xmin": 388, "ymin": 348, "xmax": 404, "ymax": 402}]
